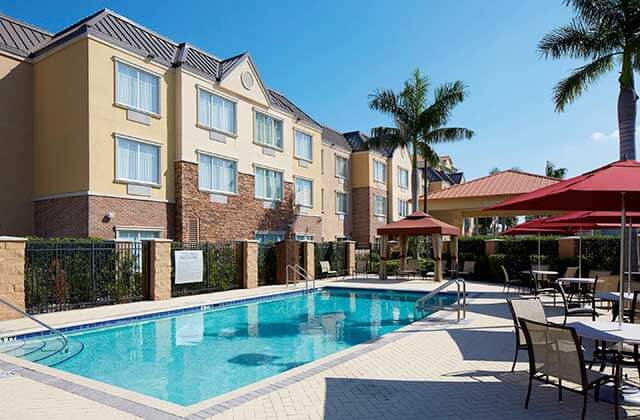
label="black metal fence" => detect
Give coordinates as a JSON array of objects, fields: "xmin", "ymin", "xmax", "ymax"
[
  {"xmin": 25, "ymin": 240, "xmax": 146, "ymax": 314},
  {"xmin": 315, "ymin": 242, "xmax": 346, "ymax": 277},
  {"xmin": 258, "ymin": 242, "xmax": 277, "ymax": 285},
  {"xmin": 171, "ymin": 242, "xmax": 243, "ymax": 296}
]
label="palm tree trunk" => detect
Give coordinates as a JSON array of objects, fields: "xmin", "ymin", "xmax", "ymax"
[
  {"xmin": 618, "ymin": 55, "xmax": 638, "ymax": 270},
  {"xmin": 423, "ymin": 159, "xmax": 429, "ymax": 213},
  {"xmin": 411, "ymin": 140, "xmax": 419, "ymax": 213}
]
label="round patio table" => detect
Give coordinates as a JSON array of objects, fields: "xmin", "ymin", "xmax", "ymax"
[
  {"xmin": 525, "ymin": 270, "xmax": 559, "ymax": 276},
  {"xmin": 597, "ymin": 292, "xmax": 635, "ymax": 302},
  {"xmin": 557, "ymin": 277, "xmax": 595, "ymax": 285},
  {"xmin": 566, "ymin": 320, "xmax": 640, "ymax": 406}
]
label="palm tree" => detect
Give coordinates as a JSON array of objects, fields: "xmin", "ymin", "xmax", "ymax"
[
  {"xmin": 368, "ymin": 68, "xmax": 474, "ymax": 213},
  {"xmin": 538, "ymin": 0, "xmax": 640, "ymax": 160},
  {"xmin": 545, "ymin": 160, "xmax": 568, "ymax": 179}
]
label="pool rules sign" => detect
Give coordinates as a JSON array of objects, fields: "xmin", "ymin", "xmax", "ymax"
[{"xmin": 174, "ymin": 251, "xmax": 204, "ymax": 284}]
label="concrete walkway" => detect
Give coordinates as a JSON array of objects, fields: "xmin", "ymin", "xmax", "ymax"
[{"xmin": 0, "ymin": 278, "xmax": 637, "ymax": 419}]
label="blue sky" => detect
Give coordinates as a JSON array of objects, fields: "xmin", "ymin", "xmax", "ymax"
[{"xmin": 1, "ymin": 0, "xmax": 628, "ymax": 180}]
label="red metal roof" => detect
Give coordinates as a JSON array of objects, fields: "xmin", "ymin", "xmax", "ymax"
[
  {"xmin": 426, "ymin": 170, "xmax": 559, "ymax": 200},
  {"xmin": 377, "ymin": 211, "xmax": 460, "ymax": 236}
]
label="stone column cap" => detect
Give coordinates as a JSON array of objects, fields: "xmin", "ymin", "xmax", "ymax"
[
  {"xmin": 141, "ymin": 238, "xmax": 173, "ymax": 243},
  {"xmin": 559, "ymin": 236, "xmax": 580, "ymax": 240},
  {"xmin": 0, "ymin": 236, "xmax": 27, "ymax": 242},
  {"xmin": 243, "ymin": 239, "xmax": 259, "ymax": 243}
]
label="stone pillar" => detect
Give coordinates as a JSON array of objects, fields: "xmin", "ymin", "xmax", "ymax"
[
  {"xmin": 432, "ymin": 233, "xmax": 443, "ymax": 282},
  {"xmin": 485, "ymin": 239, "xmax": 503, "ymax": 256},
  {"xmin": 344, "ymin": 240, "xmax": 356, "ymax": 276},
  {"xmin": 399, "ymin": 235, "xmax": 409, "ymax": 271},
  {"xmin": 147, "ymin": 239, "xmax": 172, "ymax": 300},
  {"xmin": 243, "ymin": 240, "xmax": 258, "ymax": 289},
  {"xmin": 0, "ymin": 237, "xmax": 27, "ymax": 321},
  {"xmin": 302, "ymin": 241, "xmax": 315, "ymax": 280},
  {"xmin": 559, "ymin": 236, "xmax": 578, "ymax": 258},
  {"xmin": 379, "ymin": 235, "xmax": 389, "ymax": 280}
]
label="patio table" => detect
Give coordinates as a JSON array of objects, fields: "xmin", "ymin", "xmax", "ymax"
[
  {"xmin": 597, "ymin": 292, "xmax": 635, "ymax": 302},
  {"xmin": 524, "ymin": 270, "xmax": 558, "ymax": 276},
  {"xmin": 557, "ymin": 277, "xmax": 595, "ymax": 285},
  {"xmin": 567, "ymin": 320, "xmax": 640, "ymax": 406}
]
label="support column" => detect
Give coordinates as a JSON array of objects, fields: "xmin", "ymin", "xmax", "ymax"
[
  {"xmin": 302, "ymin": 241, "xmax": 315, "ymax": 280},
  {"xmin": 558, "ymin": 236, "xmax": 578, "ymax": 258},
  {"xmin": 485, "ymin": 239, "xmax": 503, "ymax": 256},
  {"xmin": 379, "ymin": 235, "xmax": 389, "ymax": 280},
  {"xmin": 243, "ymin": 240, "xmax": 258, "ymax": 289},
  {"xmin": 0, "ymin": 237, "xmax": 27, "ymax": 320},
  {"xmin": 450, "ymin": 235, "xmax": 459, "ymax": 276},
  {"xmin": 147, "ymin": 239, "xmax": 172, "ymax": 300},
  {"xmin": 432, "ymin": 233, "xmax": 443, "ymax": 282},
  {"xmin": 344, "ymin": 240, "xmax": 356, "ymax": 276},
  {"xmin": 399, "ymin": 235, "xmax": 409, "ymax": 271}
]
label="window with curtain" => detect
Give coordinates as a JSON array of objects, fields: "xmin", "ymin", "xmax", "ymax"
[
  {"xmin": 398, "ymin": 167, "xmax": 409, "ymax": 189},
  {"xmin": 254, "ymin": 111, "xmax": 283, "ymax": 148},
  {"xmin": 336, "ymin": 155, "xmax": 348, "ymax": 178},
  {"xmin": 198, "ymin": 88, "xmax": 236, "ymax": 134},
  {"xmin": 116, "ymin": 136, "xmax": 160, "ymax": 185},
  {"xmin": 295, "ymin": 130, "xmax": 312, "ymax": 161},
  {"xmin": 398, "ymin": 199, "xmax": 408, "ymax": 217},
  {"xmin": 295, "ymin": 178, "xmax": 313, "ymax": 207},
  {"xmin": 255, "ymin": 167, "xmax": 283, "ymax": 201},
  {"xmin": 373, "ymin": 160, "xmax": 386, "ymax": 183},
  {"xmin": 116, "ymin": 61, "xmax": 160, "ymax": 115},
  {"xmin": 198, "ymin": 154, "xmax": 237, "ymax": 194},
  {"xmin": 336, "ymin": 192, "xmax": 347, "ymax": 214},
  {"xmin": 374, "ymin": 195, "xmax": 387, "ymax": 216}
]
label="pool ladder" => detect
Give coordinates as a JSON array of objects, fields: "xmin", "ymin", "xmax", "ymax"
[
  {"xmin": 286, "ymin": 264, "xmax": 315, "ymax": 292},
  {"xmin": 414, "ymin": 278, "xmax": 467, "ymax": 322},
  {"xmin": 0, "ymin": 296, "xmax": 83, "ymax": 366}
]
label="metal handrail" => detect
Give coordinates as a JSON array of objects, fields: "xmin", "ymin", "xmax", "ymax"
[
  {"xmin": 286, "ymin": 264, "xmax": 315, "ymax": 291},
  {"xmin": 414, "ymin": 278, "xmax": 467, "ymax": 322},
  {"xmin": 0, "ymin": 297, "xmax": 69, "ymax": 354}
]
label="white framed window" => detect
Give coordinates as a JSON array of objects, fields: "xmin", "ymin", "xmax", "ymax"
[
  {"xmin": 115, "ymin": 61, "xmax": 160, "ymax": 115},
  {"xmin": 295, "ymin": 177, "xmax": 313, "ymax": 207},
  {"xmin": 255, "ymin": 166, "xmax": 283, "ymax": 201},
  {"xmin": 198, "ymin": 153, "xmax": 237, "ymax": 194},
  {"xmin": 398, "ymin": 199, "xmax": 409, "ymax": 217},
  {"xmin": 254, "ymin": 111, "xmax": 283, "ymax": 149},
  {"xmin": 373, "ymin": 160, "xmax": 386, "ymax": 183},
  {"xmin": 336, "ymin": 191, "xmax": 348, "ymax": 214},
  {"xmin": 198, "ymin": 88, "xmax": 236, "ymax": 135},
  {"xmin": 374, "ymin": 195, "xmax": 387, "ymax": 217},
  {"xmin": 336, "ymin": 155, "xmax": 348, "ymax": 178},
  {"xmin": 255, "ymin": 231, "xmax": 285, "ymax": 244},
  {"xmin": 115, "ymin": 136, "xmax": 160, "ymax": 186},
  {"xmin": 398, "ymin": 167, "xmax": 409, "ymax": 189},
  {"xmin": 116, "ymin": 228, "xmax": 161, "ymax": 242},
  {"xmin": 294, "ymin": 233, "xmax": 314, "ymax": 241},
  {"xmin": 294, "ymin": 130, "xmax": 313, "ymax": 161}
]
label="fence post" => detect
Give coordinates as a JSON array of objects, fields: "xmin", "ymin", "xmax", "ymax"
[
  {"xmin": 242, "ymin": 240, "xmax": 258, "ymax": 289},
  {"xmin": 302, "ymin": 241, "xmax": 315, "ymax": 279},
  {"xmin": 146, "ymin": 239, "xmax": 172, "ymax": 300},
  {"xmin": 0, "ymin": 236, "xmax": 27, "ymax": 320},
  {"xmin": 485, "ymin": 239, "xmax": 503, "ymax": 256},
  {"xmin": 558, "ymin": 236, "xmax": 578, "ymax": 259},
  {"xmin": 344, "ymin": 240, "xmax": 356, "ymax": 276}
]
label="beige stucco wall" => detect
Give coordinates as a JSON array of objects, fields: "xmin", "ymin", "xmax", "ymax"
[
  {"xmin": 388, "ymin": 147, "xmax": 412, "ymax": 221},
  {"xmin": 175, "ymin": 64, "xmax": 322, "ymax": 217},
  {"xmin": 0, "ymin": 53, "xmax": 33, "ymax": 235},
  {"xmin": 33, "ymin": 38, "xmax": 89, "ymax": 197},
  {"xmin": 87, "ymin": 38, "xmax": 174, "ymax": 202},
  {"xmin": 320, "ymin": 143, "xmax": 352, "ymax": 241}
]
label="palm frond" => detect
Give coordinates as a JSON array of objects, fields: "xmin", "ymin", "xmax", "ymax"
[
  {"xmin": 426, "ymin": 127, "xmax": 475, "ymax": 143},
  {"xmin": 538, "ymin": 19, "xmax": 621, "ymax": 60},
  {"xmin": 553, "ymin": 53, "xmax": 616, "ymax": 112},
  {"xmin": 368, "ymin": 126, "xmax": 406, "ymax": 149},
  {"xmin": 420, "ymin": 81, "xmax": 468, "ymax": 129},
  {"xmin": 368, "ymin": 89, "xmax": 400, "ymax": 115},
  {"xmin": 566, "ymin": 0, "xmax": 623, "ymax": 26},
  {"xmin": 417, "ymin": 143, "xmax": 440, "ymax": 168}
]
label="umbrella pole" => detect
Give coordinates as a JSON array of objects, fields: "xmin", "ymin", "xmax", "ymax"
[
  {"xmin": 578, "ymin": 227, "xmax": 582, "ymax": 278},
  {"xmin": 537, "ymin": 232, "xmax": 541, "ymax": 271},
  {"xmin": 629, "ymin": 217, "xmax": 633, "ymax": 294},
  {"xmin": 619, "ymin": 193, "xmax": 626, "ymax": 328}
]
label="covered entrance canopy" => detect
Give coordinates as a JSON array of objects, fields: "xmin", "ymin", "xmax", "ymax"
[
  {"xmin": 377, "ymin": 211, "xmax": 461, "ymax": 281},
  {"xmin": 415, "ymin": 170, "xmax": 560, "ymax": 234}
]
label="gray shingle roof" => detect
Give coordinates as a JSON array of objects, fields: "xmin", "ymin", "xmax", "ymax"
[
  {"xmin": 422, "ymin": 167, "xmax": 464, "ymax": 185},
  {"xmin": 0, "ymin": 13, "xmax": 51, "ymax": 57},
  {"xmin": 343, "ymin": 131, "xmax": 394, "ymax": 157},
  {"xmin": 267, "ymin": 89, "xmax": 321, "ymax": 131},
  {"xmin": 321, "ymin": 126, "xmax": 352, "ymax": 152}
]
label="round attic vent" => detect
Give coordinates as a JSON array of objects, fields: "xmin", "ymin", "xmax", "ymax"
[{"xmin": 241, "ymin": 71, "xmax": 254, "ymax": 90}]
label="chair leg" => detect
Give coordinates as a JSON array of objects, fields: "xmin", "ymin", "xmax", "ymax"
[
  {"xmin": 614, "ymin": 364, "xmax": 620, "ymax": 420},
  {"xmin": 525, "ymin": 373, "xmax": 533, "ymax": 409},
  {"xmin": 558, "ymin": 379, "xmax": 562, "ymax": 401},
  {"xmin": 581, "ymin": 392, "xmax": 587, "ymax": 420},
  {"xmin": 511, "ymin": 346, "xmax": 518, "ymax": 372}
]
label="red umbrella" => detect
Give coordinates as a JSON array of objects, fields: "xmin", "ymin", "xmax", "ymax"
[
  {"xmin": 487, "ymin": 159, "xmax": 640, "ymax": 325},
  {"xmin": 550, "ymin": 211, "xmax": 640, "ymax": 225}
]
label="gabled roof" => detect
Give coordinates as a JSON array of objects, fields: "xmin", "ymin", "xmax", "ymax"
[
  {"xmin": 427, "ymin": 169, "xmax": 558, "ymax": 200},
  {"xmin": 343, "ymin": 131, "xmax": 394, "ymax": 157},
  {"xmin": 321, "ymin": 126, "xmax": 352, "ymax": 152},
  {"xmin": 267, "ymin": 89, "xmax": 321, "ymax": 131},
  {"xmin": 0, "ymin": 13, "xmax": 51, "ymax": 57}
]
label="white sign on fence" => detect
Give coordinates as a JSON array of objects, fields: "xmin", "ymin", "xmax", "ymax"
[{"xmin": 174, "ymin": 250, "xmax": 203, "ymax": 284}]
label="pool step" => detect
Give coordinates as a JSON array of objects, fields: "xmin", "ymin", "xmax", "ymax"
[{"xmin": 0, "ymin": 337, "xmax": 84, "ymax": 367}]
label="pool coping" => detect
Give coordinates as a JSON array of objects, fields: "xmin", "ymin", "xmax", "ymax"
[{"xmin": 0, "ymin": 283, "xmax": 468, "ymax": 419}]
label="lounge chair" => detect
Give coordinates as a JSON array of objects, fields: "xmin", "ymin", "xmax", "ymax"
[
  {"xmin": 398, "ymin": 259, "xmax": 419, "ymax": 279},
  {"xmin": 320, "ymin": 261, "xmax": 338, "ymax": 278},
  {"xmin": 557, "ymin": 283, "xmax": 599, "ymax": 325},
  {"xmin": 519, "ymin": 319, "xmax": 619, "ymax": 420},
  {"xmin": 459, "ymin": 261, "xmax": 475, "ymax": 279},
  {"xmin": 506, "ymin": 297, "xmax": 547, "ymax": 372},
  {"xmin": 501, "ymin": 265, "xmax": 527, "ymax": 296},
  {"xmin": 354, "ymin": 260, "xmax": 368, "ymax": 279}
]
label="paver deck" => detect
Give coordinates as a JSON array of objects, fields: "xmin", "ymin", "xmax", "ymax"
[{"xmin": 0, "ymin": 277, "xmax": 637, "ymax": 419}]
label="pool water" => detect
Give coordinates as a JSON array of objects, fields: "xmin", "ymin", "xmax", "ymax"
[{"xmin": 31, "ymin": 287, "xmax": 454, "ymax": 405}]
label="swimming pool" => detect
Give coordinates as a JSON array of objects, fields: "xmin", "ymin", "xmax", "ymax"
[{"xmin": 15, "ymin": 287, "xmax": 455, "ymax": 406}]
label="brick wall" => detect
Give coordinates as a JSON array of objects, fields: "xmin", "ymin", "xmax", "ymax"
[
  {"xmin": 175, "ymin": 161, "xmax": 322, "ymax": 242},
  {"xmin": 352, "ymin": 186, "xmax": 387, "ymax": 246},
  {"xmin": 34, "ymin": 194, "xmax": 174, "ymax": 239}
]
